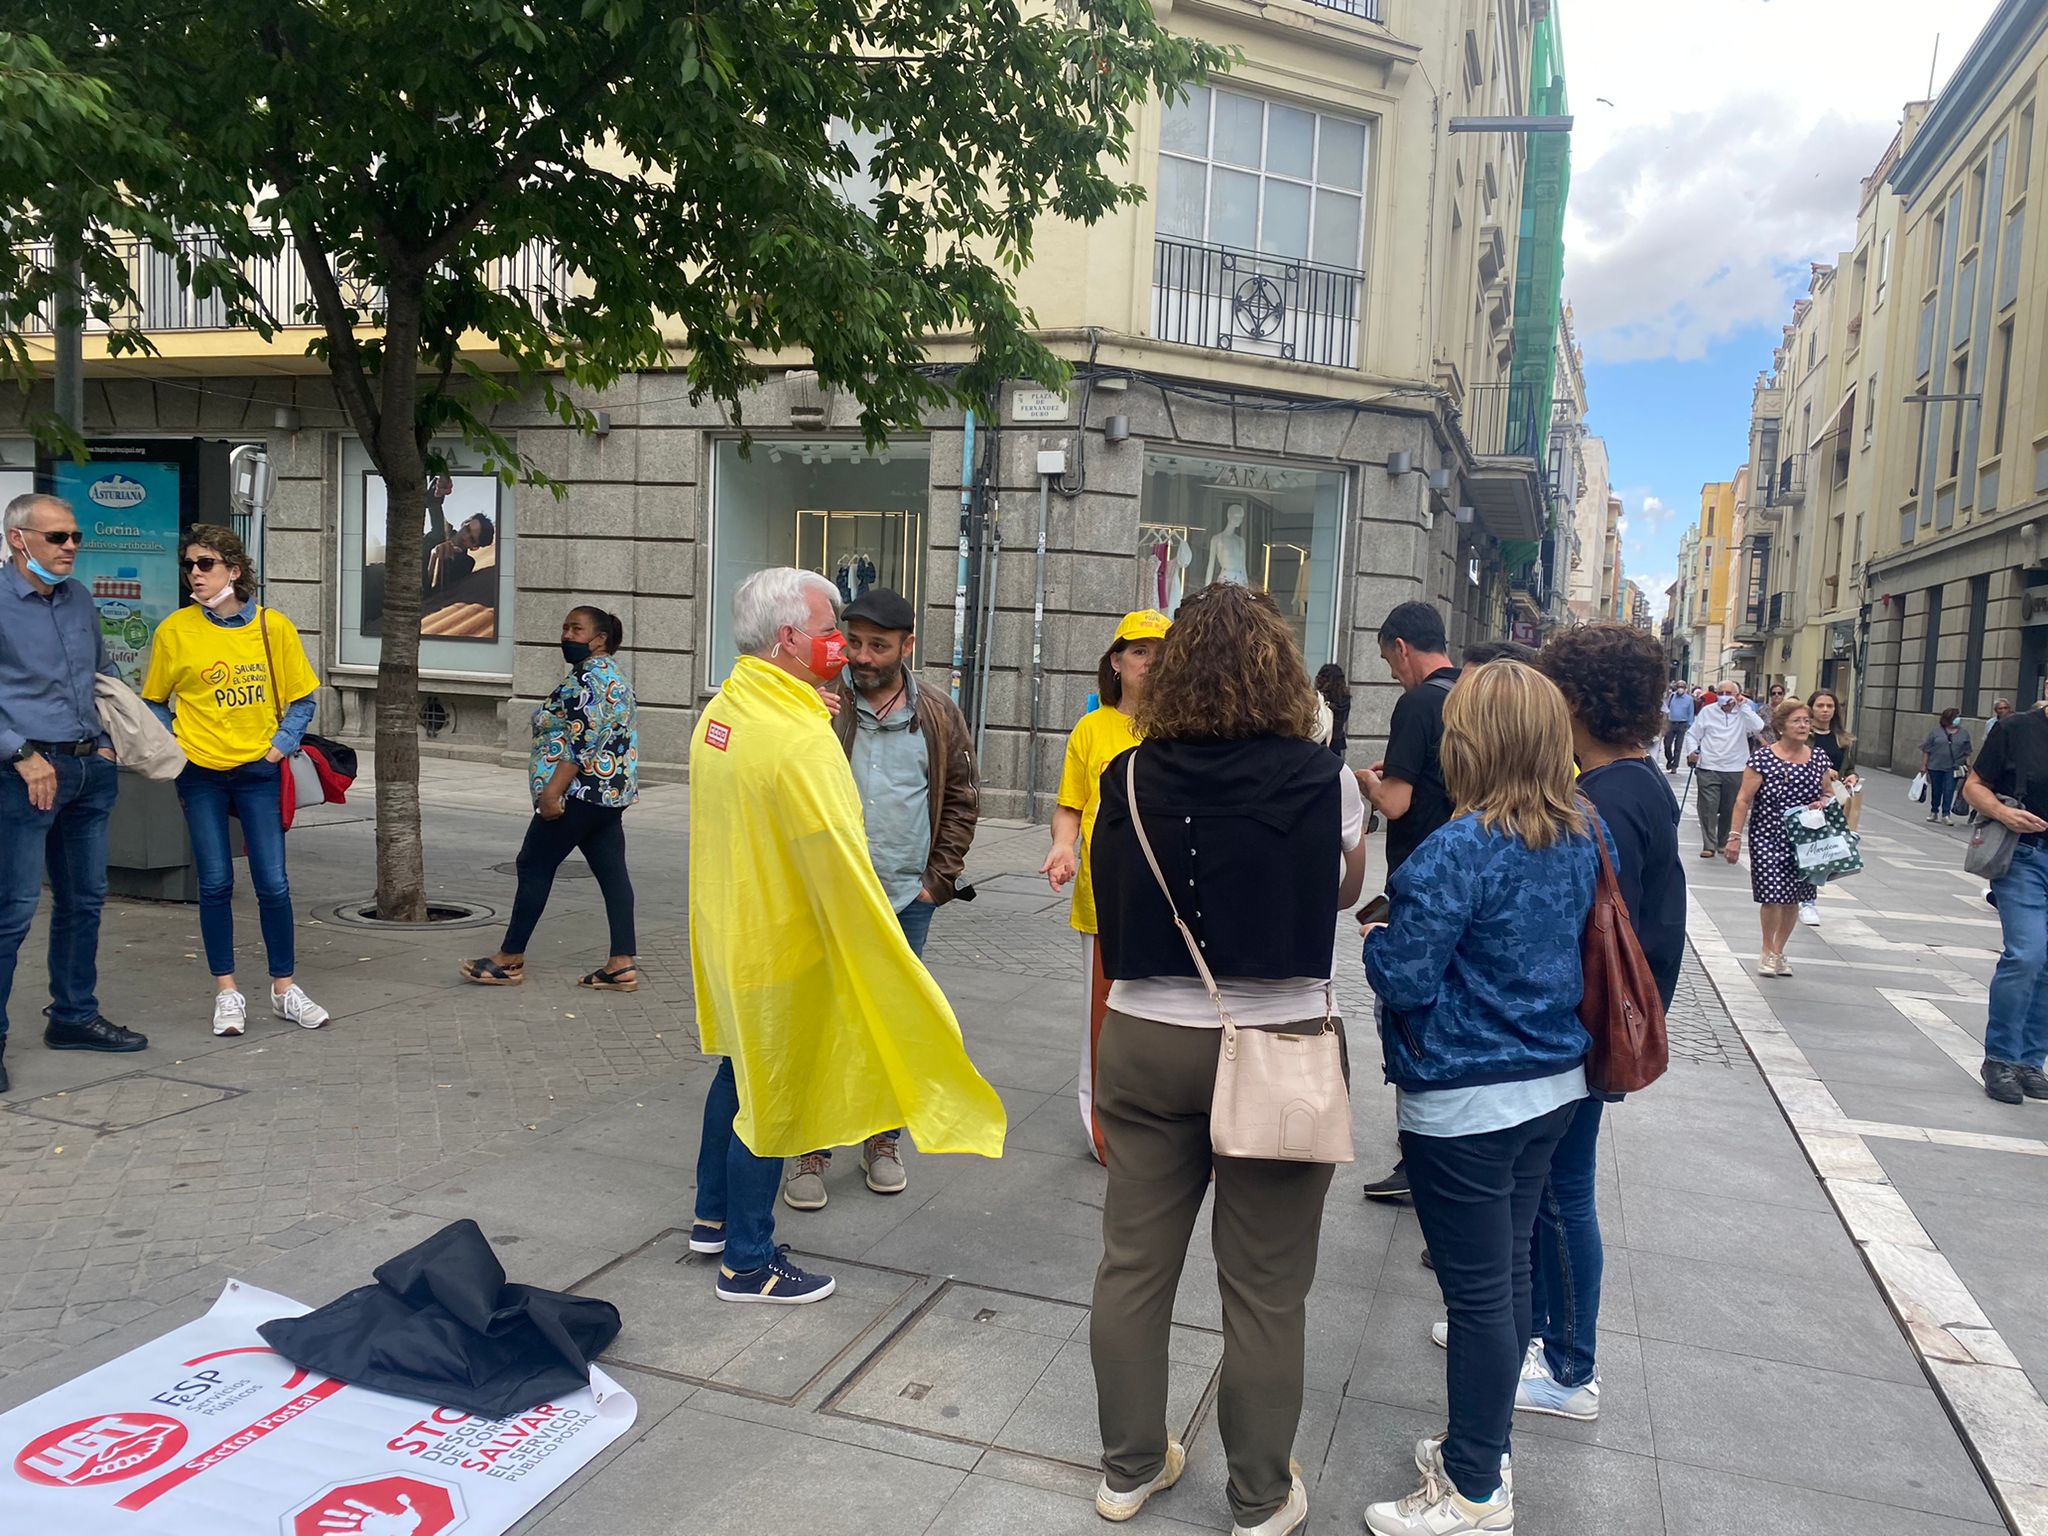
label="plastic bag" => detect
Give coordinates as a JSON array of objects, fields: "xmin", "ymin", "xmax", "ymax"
[{"xmin": 1909, "ymin": 772, "xmax": 1928, "ymax": 803}]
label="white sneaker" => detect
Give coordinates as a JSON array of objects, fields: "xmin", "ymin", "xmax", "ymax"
[
  {"xmin": 1431, "ymin": 1319, "xmax": 1448, "ymax": 1349},
  {"xmin": 1517, "ymin": 1369, "xmax": 1601, "ymax": 1421},
  {"xmin": 211, "ymin": 990, "xmax": 247, "ymax": 1037},
  {"xmin": 270, "ymin": 984, "xmax": 329, "ymax": 1029},
  {"xmin": 1413, "ymin": 1434, "xmax": 1512, "ymax": 1493},
  {"xmin": 1364, "ymin": 1466, "xmax": 1514, "ymax": 1535},
  {"xmin": 1095, "ymin": 1438, "xmax": 1185, "ymax": 1522},
  {"xmin": 1798, "ymin": 900, "xmax": 1820, "ymax": 926},
  {"xmin": 1231, "ymin": 1471, "xmax": 1307, "ymax": 1536}
]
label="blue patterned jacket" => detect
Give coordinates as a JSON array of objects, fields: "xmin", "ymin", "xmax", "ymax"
[{"xmin": 1364, "ymin": 813, "xmax": 1603, "ymax": 1092}]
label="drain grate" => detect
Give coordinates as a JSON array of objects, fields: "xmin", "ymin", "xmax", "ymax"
[{"xmin": 4, "ymin": 1072, "xmax": 242, "ymax": 1134}]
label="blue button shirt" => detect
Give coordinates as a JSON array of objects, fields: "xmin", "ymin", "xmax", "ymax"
[{"xmin": 0, "ymin": 564, "xmax": 113, "ymax": 759}]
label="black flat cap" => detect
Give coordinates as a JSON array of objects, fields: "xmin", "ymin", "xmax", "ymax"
[{"xmin": 841, "ymin": 587, "xmax": 918, "ymax": 631}]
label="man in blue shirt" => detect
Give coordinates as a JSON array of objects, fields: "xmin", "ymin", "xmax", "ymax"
[
  {"xmin": 0, "ymin": 493, "xmax": 150, "ymax": 1093},
  {"xmin": 1661, "ymin": 682, "xmax": 1698, "ymax": 772}
]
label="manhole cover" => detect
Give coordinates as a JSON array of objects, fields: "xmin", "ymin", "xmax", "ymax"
[
  {"xmin": 824, "ymin": 1281, "xmax": 1221, "ymax": 1467},
  {"xmin": 316, "ymin": 898, "xmax": 498, "ymax": 930},
  {"xmin": 5, "ymin": 1072, "xmax": 241, "ymax": 1133},
  {"xmin": 490, "ymin": 860, "xmax": 590, "ymax": 880}
]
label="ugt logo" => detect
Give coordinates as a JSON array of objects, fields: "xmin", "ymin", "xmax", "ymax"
[
  {"xmin": 285, "ymin": 1473, "xmax": 465, "ymax": 1536},
  {"xmin": 14, "ymin": 1411, "xmax": 190, "ymax": 1486}
]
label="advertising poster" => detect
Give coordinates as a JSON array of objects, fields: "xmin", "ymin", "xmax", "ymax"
[
  {"xmin": 48, "ymin": 457, "xmax": 184, "ymax": 689},
  {"xmin": 0, "ymin": 1280, "xmax": 637, "ymax": 1536},
  {"xmin": 360, "ymin": 471, "xmax": 501, "ymax": 641}
]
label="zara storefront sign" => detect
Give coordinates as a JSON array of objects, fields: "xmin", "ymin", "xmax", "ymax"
[{"xmin": 0, "ymin": 1280, "xmax": 636, "ymax": 1536}]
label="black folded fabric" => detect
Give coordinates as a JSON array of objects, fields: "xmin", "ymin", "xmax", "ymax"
[{"xmin": 258, "ymin": 1218, "xmax": 622, "ymax": 1419}]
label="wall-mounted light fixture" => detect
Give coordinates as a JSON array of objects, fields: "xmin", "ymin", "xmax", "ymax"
[
  {"xmin": 1104, "ymin": 414, "xmax": 1131, "ymax": 443},
  {"xmin": 592, "ymin": 410, "xmax": 612, "ymax": 438},
  {"xmin": 271, "ymin": 405, "xmax": 301, "ymax": 433},
  {"xmin": 1387, "ymin": 450, "xmax": 1413, "ymax": 476}
]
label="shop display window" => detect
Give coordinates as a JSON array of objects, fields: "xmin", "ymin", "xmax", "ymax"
[{"xmin": 1141, "ymin": 450, "xmax": 1346, "ymax": 665}]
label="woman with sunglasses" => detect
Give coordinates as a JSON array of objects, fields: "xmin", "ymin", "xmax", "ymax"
[{"xmin": 142, "ymin": 525, "xmax": 329, "ymax": 1037}]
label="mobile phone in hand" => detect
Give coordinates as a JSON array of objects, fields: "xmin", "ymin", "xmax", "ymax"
[{"xmin": 1355, "ymin": 892, "xmax": 1391, "ymax": 926}]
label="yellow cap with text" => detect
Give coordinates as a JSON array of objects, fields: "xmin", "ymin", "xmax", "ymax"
[{"xmin": 1113, "ymin": 609, "xmax": 1172, "ymax": 646}]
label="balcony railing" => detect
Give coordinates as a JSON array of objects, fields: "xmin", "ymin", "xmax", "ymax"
[
  {"xmin": 13, "ymin": 231, "xmax": 572, "ymax": 335},
  {"xmin": 1151, "ymin": 236, "xmax": 1362, "ymax": 370},
  {"xmin": 1304, "ymin": 0, "xmax": 1384, "ymax": 18},
  {"xmin": 1768, "ymin": 591, "xmax": 1785, "ymax": 631},
  {"xmin": 1459, "ymin": 381, "xmax": 1545, "ymax": 459},
  {"xmin": 1768, "ymin": 452, "xmax": 1807, "ymax": 507}
]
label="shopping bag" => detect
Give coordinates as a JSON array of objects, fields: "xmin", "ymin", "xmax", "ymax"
[
  {"xmin": 1909, "ymin": 772, "xmax": 1928, "ymax": 803},
  {"xmin": 1787, "ymin": 804, "xmax": 1863, "ymax": 883}
]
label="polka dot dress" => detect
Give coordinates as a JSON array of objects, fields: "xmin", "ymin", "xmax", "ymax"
[{"xmin": 1746, "ymin": 745, "xmax": 1833, "ymax": 905}]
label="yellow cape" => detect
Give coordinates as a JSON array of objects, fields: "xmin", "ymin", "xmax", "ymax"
[{"xmin": 688, "ymin": 656, "xmax": 1008, "ymax": 1159}]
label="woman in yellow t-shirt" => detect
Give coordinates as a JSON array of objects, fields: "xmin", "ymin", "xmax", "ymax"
[
  {"xmin": 1042, "ymin": 609, "xmax": 1168, "ymax": 1163},
  {"xmin": 141, "ymin": 525, "xmax": 327, "ymax": 1040}
]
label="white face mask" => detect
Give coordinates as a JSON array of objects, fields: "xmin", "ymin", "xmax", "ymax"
[{"xmin": 199, "ymin": 582, "xmax": 238, "ymax": 611}]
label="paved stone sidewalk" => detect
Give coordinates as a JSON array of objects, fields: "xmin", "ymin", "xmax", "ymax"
[{"xmin": 0, "ymin": 758, "xmax": 2011, "ymax": 1534}]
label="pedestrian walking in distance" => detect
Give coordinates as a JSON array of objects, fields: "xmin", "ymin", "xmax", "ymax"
[
  {"xmin": 0, "ymin": 492, "xmax": 147, "ymax": 1091},
  {"xmin": 1660, "ymin": 680, "xmax": 1697, "ymax": 772},
  {"xmin": 686, "ymin": 568, "xmax": 1004, "ymax": 1306},
  {"xmin": 462, "ymin": 605, "xmax": 639, "ymax": 992},
  {"xmin": 143, "ymin": 524, "xmax": 327, "ymax": 1035},
  {"xmin": 1356, "ymin": 601, "xmax": 1462, "ymax": 1205},
  {"xmin": 1961, "ymin": 711, "xmax": 2048, "ymax": 1105},
  {"xmin": 1920, "ymin": 708, "xmax": 1972, "ymax": 826},
  {"xmin": 1804, "ymin": 688, "xmax": 1859, "ymax": 923},
  {"xmin": 1360, "ymin": 659, "xmax": 1602, "ymax": 1536},
  {"xmin": 1724, "ymin": 698, "xmax": 1838, "ymax": 978},
  {"xmin": 782, "ymin": 587, "xmax": 978, "ymax": 1212},
  {"xmin": 1086, "ymin": 584, "xmax": 1364, "ymax": 1536},
  {"xmin": 1684, "ymin": 681, "xmax": 1765, "ymax": 858},
  {"xmin": 1042, "ymin": 609, "xmax": 1169, "ymax": 1164}
]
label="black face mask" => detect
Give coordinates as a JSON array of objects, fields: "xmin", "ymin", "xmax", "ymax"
[{"xmin": 561, "ymin": 640, "xmax": 593, "ymax": 666}]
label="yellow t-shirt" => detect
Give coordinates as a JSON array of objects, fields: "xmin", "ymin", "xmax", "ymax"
[
  {"xmin": 142, "ymin": 605, "xmax": 321, "ymax": 771},
  {"xmin": 1056, "ymin": 705, "xmax": 1143, "ymax": 935}
]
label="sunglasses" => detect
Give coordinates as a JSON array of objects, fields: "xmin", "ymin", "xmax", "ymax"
[
  {"xmin": 181, "ymin": 556, "xmax": 226, "ymax": 573},
  {"xmin": 26, "ymin": 528, "xmax": 84, "ymax": 548}
]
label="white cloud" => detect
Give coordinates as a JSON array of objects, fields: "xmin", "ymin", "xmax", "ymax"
[{"xmin": 1561, "ymin": 0, "xmax": 2001, "ymax": 363}]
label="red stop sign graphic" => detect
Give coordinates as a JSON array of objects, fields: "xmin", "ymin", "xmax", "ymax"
[
  {"xmin": 15, "ymin": 1412, "xmax": 189, "ymax": 1487},
  {"xmin": 285, "ymin": 1473, "xmax": 464, "ymax": 1536}
]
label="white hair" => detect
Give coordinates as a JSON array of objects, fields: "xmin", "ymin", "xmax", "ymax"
[
  {"xmin": 732, "ymin": 566, "xmax": 841, "ymax": 655},
  {"xmin": 3, "ymin": 492, "xmax": 71, "ymax": 534}
]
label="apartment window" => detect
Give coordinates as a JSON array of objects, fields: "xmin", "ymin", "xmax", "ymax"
[
  {"xmin": 1908, "ymin": 383, "xmax": 1928, "ymax": 494},
  {"xmin": 1995, "ymin": 319, "xmax": 2017, "ymax": 454},
  {"xmin": 1969, "ymin": 160, "xmax": 1990, "ymax": 242},
  {"xmin": 1929, "ymin": 212, "xmax": 1945, "ymax": 286},
  {"xmin": 1876, "ymin": 232, "xmax": 1892, "ymax": 308},
  {"xmin": 1964, "ymin": 574, "xmax": 1991, "ymax": 711},
  {"xmin": 1807, "ymin": 334, "xmax": 1818, "ymax": 370},
  {"xmin": 1949, "ymin": 352, "xmax": 1970, "ymax": 477},
  {"xmin": 1864, "ymin": 372, "xmax": 1878, "ymax": 447},
  {"xmin": 1921, "ymin": 586, "xmax": 1944, "ymax": 715},
  {"xmin": 1158, "ymin": 86, "xmax": 1369, "ymax": 270},
  {"xmin": 2020, "ymin": 104, "xmax": 2037, "ymax": 191},
  {"xmin": 827, "ymin": 120, "xmax": 885, "ymax": 214}
]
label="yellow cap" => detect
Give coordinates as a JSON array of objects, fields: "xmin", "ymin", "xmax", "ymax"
[{"xmin": 1113, "ymin": 609, "xmax": 1172, "ymax": 646}]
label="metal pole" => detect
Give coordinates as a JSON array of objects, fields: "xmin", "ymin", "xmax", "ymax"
[
  {"xmin": 1026, "ymin": 473, "xmax": 1051, "ymax": 821},
  {"xmin": 975, "ymin": 494, "xmax": 1001, "ymax": 762},
  {"xmin": 53, "ymin": 224, "xmax": 85, "ymax": 433},
  {"xmin": 949, "ymin": 410, "xmax": 976, "ymax": 703}
]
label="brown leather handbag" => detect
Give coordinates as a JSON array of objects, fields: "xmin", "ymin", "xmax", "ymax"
[{"xmin": 1578, "ymin": 804, "xmax": 1669, "ymax": 1094}]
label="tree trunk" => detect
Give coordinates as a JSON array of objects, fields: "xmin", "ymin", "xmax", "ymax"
[{"xmin": 368, "ymin": 292, "xmax": 428, "ymax": 922}]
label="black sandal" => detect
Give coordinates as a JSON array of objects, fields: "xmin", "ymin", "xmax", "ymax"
[
  {"xmin": 577, "ymin": 965, "xmax": 639, "ymax": 993},
  {"xmin": 461, "ymin": 956, "xmax": 524, "ymax": 986}
]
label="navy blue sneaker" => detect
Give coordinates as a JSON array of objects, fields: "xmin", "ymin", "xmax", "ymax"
[
  {"xmin": 715, "ymin": 1245, "xmax": 835, "ymax": 1305},
  {"xmin": 689, "ymin": 1220, "xmax": 726, "ymax": 1255}
]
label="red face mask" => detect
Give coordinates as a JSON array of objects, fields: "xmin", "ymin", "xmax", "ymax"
[{"xmin": 791, "ymin": 625, "xmax": 847, "ymax": 677}]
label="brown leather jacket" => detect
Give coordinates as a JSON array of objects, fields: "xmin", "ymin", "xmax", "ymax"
[{"xmin": 833, "ymin": 670, "xmax": 979, "ymax": 906}]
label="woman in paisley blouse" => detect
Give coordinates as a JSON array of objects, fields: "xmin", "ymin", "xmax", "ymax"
[{"xmin": 462, "ymin": 605, "xmax": 640, "ymax": 991}]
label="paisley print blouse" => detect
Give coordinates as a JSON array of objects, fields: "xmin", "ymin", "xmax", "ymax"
[{"xmin": 530, "ymin": 656, "xmax": 639, "ymax": 808}]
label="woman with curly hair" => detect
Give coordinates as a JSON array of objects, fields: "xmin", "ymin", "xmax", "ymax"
[{"xmin": 1084, "ymin": 583, "xmax": 1366, "ymax": 1536}]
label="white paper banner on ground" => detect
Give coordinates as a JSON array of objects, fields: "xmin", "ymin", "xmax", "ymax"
[{"xmin": 0, "ymin": 1280, "xmax": 636, "ymax": 1535}]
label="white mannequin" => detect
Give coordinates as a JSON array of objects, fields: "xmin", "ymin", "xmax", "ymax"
[
  {"xmin": 1166, "ymin": 533, "xmax": 1193, "ymax": 610},
  {"xmin": 1206, "ymin": 504, "xmax": 1248, "ymax": 587}
]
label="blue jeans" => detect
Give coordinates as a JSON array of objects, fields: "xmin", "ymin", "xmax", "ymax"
[
  {"xmin": 820, "ymin": 898, "xmax": 933, "ymax": 1159},
  {"xmin": 695, "ymin": 1056, "xmax": 785, "ymax": 1272},
  {"xmin": 1401, "ymin": 1100, "xmax": 1578, "ymax": 1504},
  {"xmin": 1528, "ymin": 1098, "xmax": 1605, "ymax": 1388},
  {"xmin": 177, "ymin": 759, "xmax": 295, "ymax": 979},
  {"xmin": 1986, "ymin": 841, "xmax": 2048, "ymax": 1068},
  {"xmin": 1928, "ymin": 769, "xmax": 1959, "ymax": 818},
  {"xmin": 0, "ymin": 753, "xmax": 117, "ymax": 1044}
]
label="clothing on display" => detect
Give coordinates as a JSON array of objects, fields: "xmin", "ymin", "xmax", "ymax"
[
  {"xmin": 836, "ymin": 552, "xmax": 878, "ymax": 604},
  {"xmin": 1140, "ymin": 527, "xmax": 1195, "ymax": 613}
]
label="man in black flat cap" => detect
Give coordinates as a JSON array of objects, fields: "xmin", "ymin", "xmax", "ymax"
[{"xmin": 780, "ymin": 586, "xmax": 980, "ymax": 1212}]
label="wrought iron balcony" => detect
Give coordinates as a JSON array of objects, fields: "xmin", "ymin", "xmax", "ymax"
[
  {"xmin": 1768, "ymin": 452, "xmax": 1807, "ymax": 508},
  {"xmin": 1303, "ymin": 0, "xmax": 1385, "ymax": 20},
  {"xmin": 13, "ymin": 231, "xmax": 572, "ymax": 335},
  {"xmin": 1151, "ymin": 236, "xmax": 1362, "ymax": 370},
  {"xmin": 1459, "ymin": 381, "xmax": 1546, "ymax": 460}
]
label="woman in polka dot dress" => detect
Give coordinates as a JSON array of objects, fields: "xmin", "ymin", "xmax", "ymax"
[{"xmin": 1724, "ymin": 697, "xmax": 1837, "ymax": 978}]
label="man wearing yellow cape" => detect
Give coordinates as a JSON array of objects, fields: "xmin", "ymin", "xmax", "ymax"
[{"xmin": 688, "ymin": 567, "xmax": 1006, "ymax": 1304}]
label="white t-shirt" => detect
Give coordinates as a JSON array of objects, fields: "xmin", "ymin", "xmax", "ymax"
[{"xmin": 1109, "ymin": 761, "xmax": 1365, "ymax": 1029}]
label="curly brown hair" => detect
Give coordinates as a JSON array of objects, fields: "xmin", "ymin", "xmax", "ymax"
[
  {"xmin": 1537, "ymin": 624, "xmax": 1668, "ymax": 746},
  {"xmin": 183, "ymin": 522, "xmax": 257, "ymax": 602},
  {"xmin": 1134, "ymin": 583, "xmax": 1321, "ymax": 741}
]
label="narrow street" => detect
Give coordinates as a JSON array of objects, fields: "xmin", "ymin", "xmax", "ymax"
[{"xmin": 0, "ymin": 758, "xmax": 2035, "ymax": 1534}]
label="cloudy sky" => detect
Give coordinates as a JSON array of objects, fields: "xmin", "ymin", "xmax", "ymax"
[{"xmin": 1561, "ymin": 0, "xmax": 2001, "ymax": 618}]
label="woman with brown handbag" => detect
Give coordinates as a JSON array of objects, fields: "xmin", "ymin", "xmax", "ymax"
[
  {"xmin": 1359, "ymin": 659, "xmax": 1604, "ymax": 1536},
  {"xmin": 1085, "ymin": 584, "xmax": 1366, "ymax": 1536}
]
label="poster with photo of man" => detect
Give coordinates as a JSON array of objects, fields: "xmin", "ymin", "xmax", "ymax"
[{"xmin": 359, "ymin": 470, "xmax": 501, "ymax": 640}]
